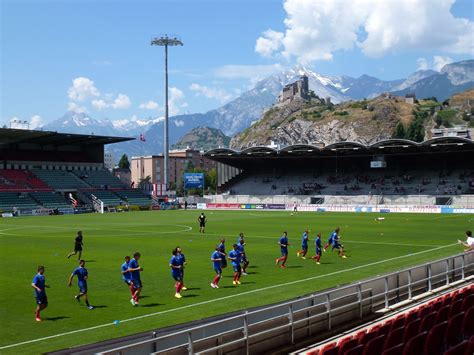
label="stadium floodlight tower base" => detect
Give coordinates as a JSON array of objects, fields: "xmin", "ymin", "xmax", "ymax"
[{"xmin": 151, "ymin": 34, "xmax": 183, "ymax": 191}]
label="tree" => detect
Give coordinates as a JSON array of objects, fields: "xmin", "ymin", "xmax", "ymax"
[
  {"xmin": 138, "ymin": 175, "xmax": 151, "ymax": 189},
  {"xmin": 118, "ymin": 154, "xmax": 130, "ymax": 169},
  {"xmin": 392, "ymin": 122, "xmax": 406, "ymax": 139}
]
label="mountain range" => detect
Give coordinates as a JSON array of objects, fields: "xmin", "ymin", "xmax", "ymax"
[{"xmin": 40, "ymin": 60, "xmax": 474, "ymax": 160}]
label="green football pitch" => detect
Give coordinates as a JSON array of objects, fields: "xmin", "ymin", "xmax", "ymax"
[{"xmin": 0, "ymin": 210, "xmax": 471, "ymax": 354}]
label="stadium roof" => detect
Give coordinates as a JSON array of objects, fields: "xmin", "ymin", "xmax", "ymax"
[
  {"xmin": 0, "ymin": 128, "xmax": 134, "ymax": 148},
  {"xmin": 204, "ymin": 137, "xmax": 474, "ymax": 164}
]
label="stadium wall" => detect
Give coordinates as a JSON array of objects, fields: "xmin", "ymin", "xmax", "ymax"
[{"xmin": 192, "ymin": 194, "xmax": 474, "ymax": 213}]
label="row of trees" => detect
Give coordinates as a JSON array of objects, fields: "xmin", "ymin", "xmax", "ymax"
[{"xmin": 392, "ymin": 110, "xmax": 427, "ymax": 142}]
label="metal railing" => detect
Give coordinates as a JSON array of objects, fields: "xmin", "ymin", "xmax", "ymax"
[{"xmin": 98, "ymin": 252, "xmax": 473, "ymax": 355}]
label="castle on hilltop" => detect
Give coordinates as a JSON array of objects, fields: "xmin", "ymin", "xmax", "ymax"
[{"xmin": 278, "ymin": 75, "xmax": 309, "ymax": 103}]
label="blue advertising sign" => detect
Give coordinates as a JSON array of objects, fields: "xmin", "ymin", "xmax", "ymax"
[{"xmin": 184, "ymin": 173, "xmax": 205, "ymax": 189}]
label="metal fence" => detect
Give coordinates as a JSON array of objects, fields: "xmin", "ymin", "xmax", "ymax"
[{"xmin": 97, "ymin": 252, "xmax": 473, "ymax": 355}]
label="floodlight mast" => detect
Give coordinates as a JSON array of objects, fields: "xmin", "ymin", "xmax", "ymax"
[{"xmin": 151, "ymin": 35, "xmax": 183, "ymax": 191}]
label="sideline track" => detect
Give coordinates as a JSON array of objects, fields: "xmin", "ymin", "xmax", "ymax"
[{"xmin": 0, "ymin": 242, "xmax": 459, "ymax": 351}]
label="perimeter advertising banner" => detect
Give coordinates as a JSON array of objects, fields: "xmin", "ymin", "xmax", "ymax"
[{"xmin": 184, "ymin": 173, "xmax": 204, "ymax": 189}]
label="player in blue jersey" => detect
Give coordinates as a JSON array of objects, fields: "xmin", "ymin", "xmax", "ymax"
[
  {"xmin": 296, "ymin": 229, "xmax": 310, "ymax": 259},
  {"xmin": 210, "ymin": 247, "xmax": 223, "ymax": 288},
  {"xmin": 128, "ymin": 252, "xmax": 143, "ymax": 306},
  {"xmin": 121, "ymin": 256, "xmax": 131, "ymax": 285},
  {"xmin": 324, "ymin": 228, "xmax": 340, "ymax": 251},
  {"xmin": 217, "ymin": 238, "xmax": 227, "ymax": 268},
  {"xmin": 275, "ymin": 231, "xmax": 290, "ymax": 268},
  {"xmin": 175, "ymin": 247, "xmax": 188, "ymax": 291},
  {"xmin": 228, "ymin": 244, "xmax": 242, "ymax": 285},
  {"xmin": 170, "ymin": 249, "xmax": 184, "ymax": 298},
  {"xmin": 237, "ymin": 233, "xmax": 249, "ymax": 275},
  {"xmin": 32, "ymin": 266, "xmax": 49, "ymax": 321},
  {"xmin": 68, "ymin": 260, "xmax": 94, "ymax": 309},
  {"xmin": 311, "ymin": 233, "xmax": 323, "ymax": 264},
  {"xmin": 332, "ymin": 232, "xmax": 347, "ymax": 258}
]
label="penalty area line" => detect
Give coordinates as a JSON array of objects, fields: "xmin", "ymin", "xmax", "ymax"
[{"xmin": 0, "ymin": 242, "xmax": 458, "ymax": 351}]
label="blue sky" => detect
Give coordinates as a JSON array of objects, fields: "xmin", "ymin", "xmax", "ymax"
[{"xmin": 1, "ymin": 0, "xmax": 473, "ymax": 128}]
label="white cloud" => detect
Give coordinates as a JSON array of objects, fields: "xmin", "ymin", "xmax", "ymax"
[
  {"xmin": 416, "ymin": 55, "xmax": 454, "ymax": 71},
  {"xmin": 189, "ymin": 83, "xmax": 232, "ymax": 103},
  {"xmin": 91, "ymin": 99, "xmax": 108, "ymax": 110},
  {"xmin": 30, "ymin": 115, "xmax": 43, "ymax": 129},
  {"xmin": 68, "ymin": 77, "xmax": 100, "ymax": 101},
  {"xmin": 111, "ymin": 93, "xmax": 131, "ymax": 109},
  {"xmin": 214, "ymin": 64, "xmax": 284, "ymax": 81},
  {"xmin": 139, "ymin": 100, "xmax": 159, "ymax": 110},
  {"xmin": 417, "ymin": 57, "xmax": 430, "ymax": 71},
  {"xmin": 257, "ymin": 0, "xmax": 474, "ymax": 63},
  {"xmin": 68, "ymin": 102, "xmax": 87, "ymax": 113},
  {"xmin": 91, "ymin": 94, "xmax": 131, "ymax": 110},
  {"xmin": 255, "ymin": 29, "xmax": 284, "ymax": 57},
  {"xmin": 169, "ymin": 87, "xmax": 187, "ymax": 115},
  {"xmin": 433, "ymin": 55, "xmax": 453, "ymax": 71},
  {"xmin": 174, "ymin": 119, "xmax": 185, "ymax": 127}
]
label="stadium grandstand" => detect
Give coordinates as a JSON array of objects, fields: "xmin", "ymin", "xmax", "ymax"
[
  {"xmin": 204, "ymin": 137, "xmax": 474, "ymax": 208},
  {"xmin": 0, "ymin": 128, "xmax": 157, "ymax": 214}
]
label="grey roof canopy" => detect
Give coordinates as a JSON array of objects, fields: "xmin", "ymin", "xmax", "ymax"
[{"xmin": 204, "ymin": 137, "xmax": 474, "ymax": 158}]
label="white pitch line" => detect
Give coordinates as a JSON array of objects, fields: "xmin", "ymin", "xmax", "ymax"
[{"xmin": 0, "ymin": 242, "xmax": 459, "ymax": 351}]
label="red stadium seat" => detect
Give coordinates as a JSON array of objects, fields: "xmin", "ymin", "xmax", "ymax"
[
  {"xmin": 445, "ymin": 312, "xmax": 465, "ymax": 348},
  {"xmin": 452, "ymin": 292, "xmax": 464, "ymax": 304},
  {"xmin": 424, "ymin": 321, "xmax": 448, "ymax": 355},
  {"xmin": 431, "ymin": 301, "xmax": 443, "ymax": 312},
  {"xmin": 443, "ymin": 340, "xmax": 468, "ymax": 355},
  {"xmin": 320, "ymin": 342, "xmax": 337, "ymax": 355},
  {"xmin": 448, "ymin": 300, "xmax": 464, "ymax": 319},
  {"xmin": 402, "ymin": 331, "xmax": 427, "ymax": 355},
  {"xmin": 462, "ymin": 307, "xmax": 474, "ymax": 339},
  {"xmin": 389, "ymin": 316, "xmax": 405, "ymax": 331},
  {"xmin": 362, "ymin": 335, "xmax": 385, "ymax": 355},
  {"xmin": 420, "ymin": 312, "xmax": 437, "ymax": 332},
  {"xmin": 338, "ymin": 339, "xmax": 358, "ymax": 355},
  {"xmin": 418, "ymin": 306, "xmax": 430, "ymax": 319},
  {"xmin": 436, "ymin": 305, "xmax": 451, "ymax": 323},
  {"xmin": 358, "ymin": 330, "xmax": 378, "ymax": 346},
  {"xmin": 321, "ymin": 345, "xmax": 339, "ymax": 355},
  {"xmin": 403, "ymin": 311, "xmax": 418, "ymax": 325},
  {"xmin": 384, "ymin": 326, "xmax": 405, "ymax": 350},
  {"xmin": 381, "ymin": 343, "xmax": 404, "ymax": 355},
  {"xmin": 375, "ymin": 323, "xmax": 392, "ymax": 337},
  {"xmin": 403, "ymin": 319, "xmax": 421, "ymax": 342},
  {"xmin": 343, "ymin": 344, "xmax": 364, "ymax": 355},
  {"xmin": 461, "ymin": 294, "xmax": 474, "ymax": 312}
]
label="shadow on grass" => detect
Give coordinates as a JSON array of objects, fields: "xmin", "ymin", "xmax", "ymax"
[
  {"xmin": 183, "ymin": 287, "xmax": 201, "ymax": 291},
  {"xmin": 245, "ymin": 271, "xmax": 259, "ymax": 275},
  {"xmin": 45, "ymin": 316, "xmax": 70, "ymax": 321},
  {"xmin": 241, "ymin": 281, "xmax": 256, "ymax": 285},
  {"xmin": 84, "ymin": 260, "xmax": 96, "ymax": 263},
  {"xmin": 92, "ymin": 305, "xmax": 108, "ymax": 308},
  {"xmin": 183, "ymin": 294, "xmax": 199, "ymax": 298},
  {"xmin": 141, "ymin": 303, "xmax": 161, "ymax": 308},
  {"xmin": 285, "ymin": 265, "xmax": 303, "ymax": 268},
  {"xmin": 139, "ymin": 295, "xmax": 150, "ymax": 299}
]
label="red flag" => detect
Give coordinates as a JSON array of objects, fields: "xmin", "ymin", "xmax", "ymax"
[{"xmin": 139, "ymin": 133, "xmax": 146, "ymax": 142}]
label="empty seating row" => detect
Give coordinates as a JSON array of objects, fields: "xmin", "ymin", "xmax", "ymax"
[
  {"xmin": 74, "ymin": 170, "xmax": 126, "ymax": 189},
  {"xmin": 307, "ymin": 284, "xmax": 474, "ymax": 355},
  {"xmin": 0, "ymin": 192, "xmax": 40, "ymax": 210},
  {"xmin": 114, "ymin": 189, "xmax": 152, "ymax": 206},
  {"xmin": 0, "ymin": 169, "xmax": 51, "ymax": 191},
  {"xmin": 88, "ymin": 190, "xmax": 123, "ymax": 206},
  {"xmin": 31, "ymin": 170, "xmax": 90, "ymax": 189},
  {"xmin": 30, "ymin": 192, "xmax": 71, "ymax": 208}
]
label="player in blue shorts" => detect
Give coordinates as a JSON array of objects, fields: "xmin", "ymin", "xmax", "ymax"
[
  {"xmin": 128, "ymin": 252, "xmax": 143, "ymax": 306},
  {"xmin": 68, "ymin": 260, "xmax": 94, "ymax": 309},
  {"xmin": 296, "ymin": 229, "xmax": 310, "ymax": 259},
  {"xmin": 332, "ymin": 233, "xmax": 347, "ymax": 258},
  {"xmin": 237, "ymin": 233, "xmax": 249, "ymax": 275},
  {"xmin": 120, "ymin": 255, "xmax": 134, "ymax": 299},
  {"xmin": 210, "ymin": 246, "xmax": 223, "ymax": 288},
  {"xmin": 311, "ymin": 233, "xmax": 323, "ymax": 264},
  {"xmin": 275, "ymin": 231, "xmax": 290, "ymax": 268},
  {"xmin": 175, "ymin": 247, "xmax": 188, "ymax": 291},
  {"xmin": 170, "ymin": 249, "xmax": 184, "ymax": 298},
  {"xmin": 324, "ymin": 228, "xmax": 339, "ymax": 251},
  {"xmin": 217, "ymin": 238, "xmax": 227, "ymax": 268},
  {"xmin": 228, "ymin": 244, "xmax": 242, "ymax": 285},
  {"xmin": 32, "ymin": 265, "xmax": 49, "ymax": 321}
]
